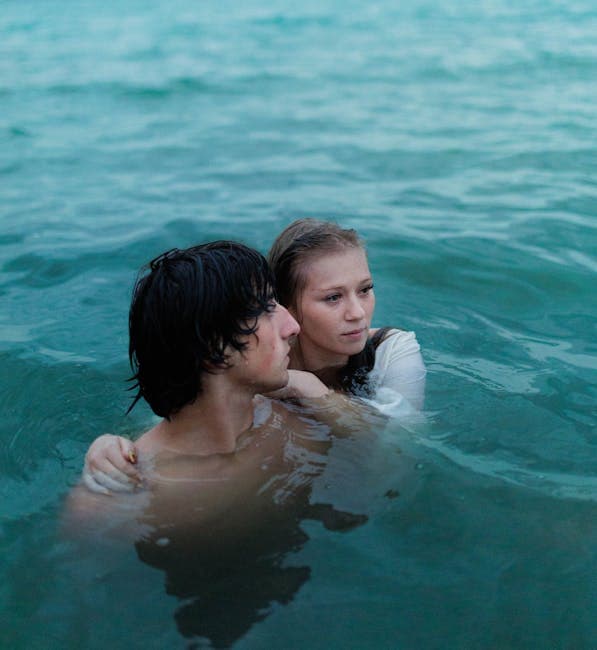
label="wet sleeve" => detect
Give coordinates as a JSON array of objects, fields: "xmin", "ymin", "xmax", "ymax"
[{"xmin": 372, "ymin": 330, "xmax": 427, "ymax": 411}]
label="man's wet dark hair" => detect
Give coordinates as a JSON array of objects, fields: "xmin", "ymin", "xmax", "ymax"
[{"xmin": 127, "ymin": 241, "xmax": 276, "ymax": 419}]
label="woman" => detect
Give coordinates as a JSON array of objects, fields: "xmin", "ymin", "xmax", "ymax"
[
  {"xmin": 269, "ymin": 219, "xmax": 425, "ymax": 405},
  {"xmin": 83, "ymin": 219, "xmax": 426, "ymax": 492}
]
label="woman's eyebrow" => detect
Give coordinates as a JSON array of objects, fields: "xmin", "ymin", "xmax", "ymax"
[
  {"xmin": 311, "ymin": 277, "xmax": 372, "ymax": 292},
  {"xmin": 312, "ymin": 285, "xmax": 343, "ymax": 292}
]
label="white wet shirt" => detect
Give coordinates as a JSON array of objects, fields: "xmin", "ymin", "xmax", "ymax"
[{"xmin": 368, "ymin": 329, "xmax": 427, "ymax": 415}]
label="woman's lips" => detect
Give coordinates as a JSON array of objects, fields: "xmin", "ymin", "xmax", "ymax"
[{"xmin": 341, "ymin": 328, "xmax": 366, "ymax": 340}]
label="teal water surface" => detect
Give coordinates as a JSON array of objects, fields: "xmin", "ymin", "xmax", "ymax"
[{"xmin": 2, "ymin": 0, "xmax": 596, "ymax": 648}]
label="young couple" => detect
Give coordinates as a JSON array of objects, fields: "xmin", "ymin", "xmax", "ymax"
[{"xmin": 81, "ymin": 218, "xmax": 426, "ymax": 495}]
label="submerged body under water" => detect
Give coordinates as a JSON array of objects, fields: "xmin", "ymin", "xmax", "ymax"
[
  {"xmin": 61, "ymin": 398, "xmax": 409, "ymax": 648},
  {"xmin": 2, "ymin": 0, "xmax": 596, "ymax": 647}
]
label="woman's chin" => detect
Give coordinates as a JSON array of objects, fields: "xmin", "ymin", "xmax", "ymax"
[{"xmin": 340, "ymin": 335, "xmax": 368, "ymax": 354}]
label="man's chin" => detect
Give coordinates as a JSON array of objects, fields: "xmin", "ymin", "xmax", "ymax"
[
  {"xmin": 259, "ymin": 371, "xmax": 289, "ymax": 395},
  {"xmin": 276, "ymin": 370, "xmax": 290, "ymax": 390}
]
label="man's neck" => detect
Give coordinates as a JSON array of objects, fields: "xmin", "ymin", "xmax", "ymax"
[{"xmin": 137, "ymin": 381, "xmax": 256, "ymax": 457}]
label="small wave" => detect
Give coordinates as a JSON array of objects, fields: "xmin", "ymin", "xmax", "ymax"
[
  {"xmin": 415, "ymin": 435, "xmax": 597, "ymax": 502},
  {"xmin": 444, "ymin": 49, "xmax": 597, "ymax": 80},
  {"xmin": 45, "ymin": 77, "xmax": 220, "ymax": 99},
  {"xmin": 3, "ymin": 253, "xmax": 80, "ymax": 289},
  {"xmin": 0, "ymin": 232, "xmax": 25, "ymax": 246},
  {"xmin": 5, "ymin": 126, "xmax": 33, "ymax": 138},
  {"xmin": 0, "ymin": 457, "xmax": 70, "ymax": 525},
  {"xmin": 251, "ymin": 14, "xmax": 337, "ymax": 29}
]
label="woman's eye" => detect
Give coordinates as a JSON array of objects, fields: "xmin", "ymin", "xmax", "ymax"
[
  {"xmin": 360, "ymin": 284, "xmax": 374, "ymax": 295},
  {"xmin": 324, "ymin": 294, "xmax": 341, "ymax": 303}
]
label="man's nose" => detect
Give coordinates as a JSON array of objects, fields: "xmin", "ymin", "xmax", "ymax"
[{"xmin": 279, "ymin": 304, "xmax": 300, "ymax": 337}]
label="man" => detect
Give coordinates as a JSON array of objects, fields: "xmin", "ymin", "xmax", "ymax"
[
  {"xmin": 62, "ymin": 241, "xmax": 377, "ymax": 645},
  {"xmin": 65, "ymin": 241, "xmax": 336, "ymax": 531},
  {"xmin": 126, "ymin": 241, "xmax": 301, "ymax": 459}
]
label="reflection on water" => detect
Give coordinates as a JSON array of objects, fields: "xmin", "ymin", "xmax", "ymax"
[
  {"xmin": 135, "ymin": 501, "xmax": 368, "ymax": 645},
  {"xmin": 136, "ymin": 513, "xmax": 313, "ymax": 647}
]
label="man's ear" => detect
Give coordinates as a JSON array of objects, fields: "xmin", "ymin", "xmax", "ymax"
[
  {"xmin": 205, "ymin": 347, "xmax": 235, "ymax": 373},
  {"xmin": 205, "ymin": 360, "xmax": 227, "ymax": 373}
]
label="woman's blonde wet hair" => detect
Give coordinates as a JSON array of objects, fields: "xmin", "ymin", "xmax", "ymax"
[{"xmin": 267, "ymin": 218, "xmax": 364, "ymax": 310}]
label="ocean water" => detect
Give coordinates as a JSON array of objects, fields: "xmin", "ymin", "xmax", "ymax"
[{"xmin": 1, "ymin": 0, "xmax": 596, "ymax": 647}]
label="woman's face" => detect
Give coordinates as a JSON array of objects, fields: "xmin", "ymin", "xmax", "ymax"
[{"xmin": 290, "ymin": 246, "xmax": 375, "ymax": 370}]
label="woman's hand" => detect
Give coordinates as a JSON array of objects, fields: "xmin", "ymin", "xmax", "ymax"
[
  {"xmin": 266, "ymin": 369, "xmax": 331, "ymax": 400},
  {"xmin": 82, "ymin": 434, "xmax": 141, "ymax": 495}
]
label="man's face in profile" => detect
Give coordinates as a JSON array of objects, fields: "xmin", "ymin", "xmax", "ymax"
[{"xmin": 228, "ymin": 302, "xmax": 299, "ymax": 393}]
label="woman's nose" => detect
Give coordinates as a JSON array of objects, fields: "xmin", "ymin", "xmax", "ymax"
[{"xmin": 345, "ymin": 295, "xmax": 366, "ymax": 320}]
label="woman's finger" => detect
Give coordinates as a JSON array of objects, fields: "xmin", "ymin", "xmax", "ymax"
[
  {"xmin": 82, "ymin": 469, "xmax": 112, "ymax": 495},
  {"xmin": 86, "ymin": 434, "xmax": 140, "ymax": 480},
  {"xmin": 117, "ymin": 437, "xmax": 138, "ymax": 466},
  {"xmin": 103, "ymin": 445, "xmax": 141, "ymax": 481},
  {"xmin": 83, "ymin": 466, "xmax": 137, "ymax": 493}
]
